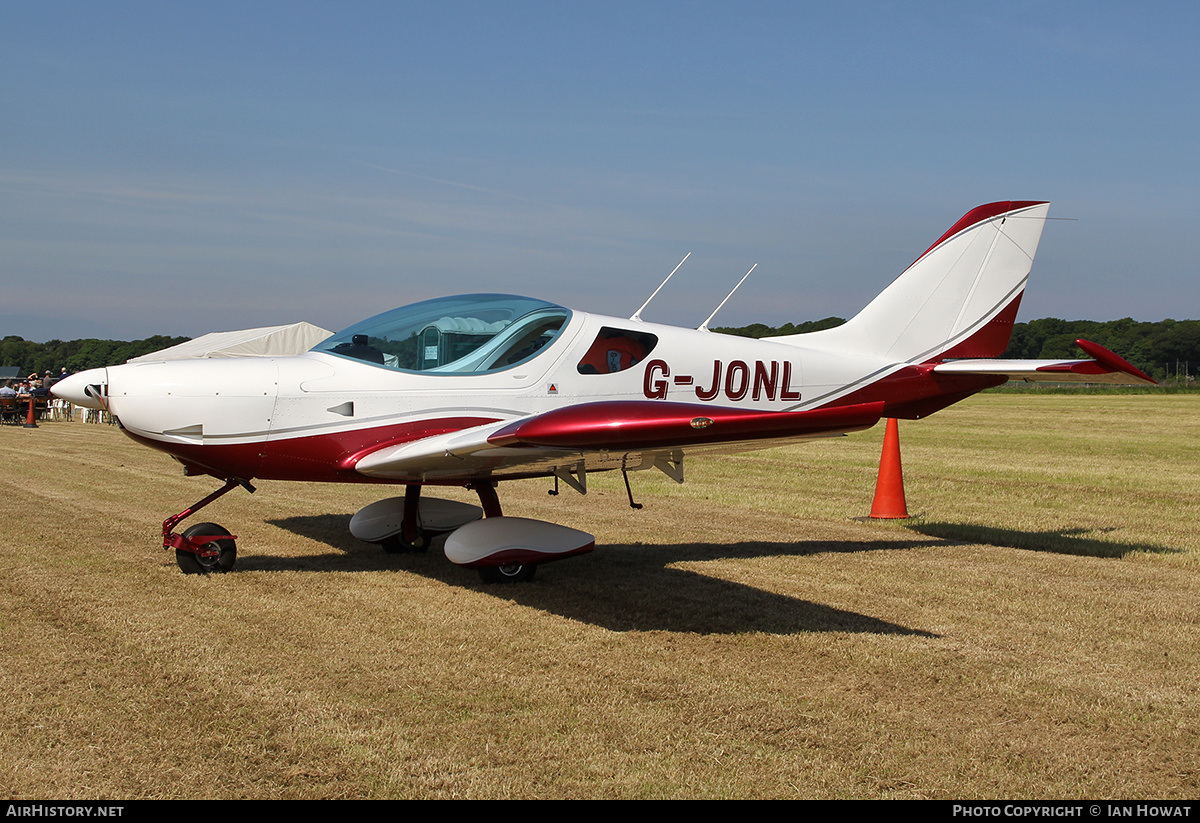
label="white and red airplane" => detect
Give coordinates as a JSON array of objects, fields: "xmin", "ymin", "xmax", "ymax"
[{"xmin": 54, "ymin": 201, "xmax": 1154, "ymax": 582}]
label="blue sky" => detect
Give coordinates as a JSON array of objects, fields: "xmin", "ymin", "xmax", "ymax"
[{"xmin": 3, "ymin": 1, "xmax": 1197, "ymax": 341}]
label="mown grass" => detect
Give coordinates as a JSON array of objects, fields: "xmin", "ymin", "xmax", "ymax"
[
  {"xmin": 1, "ymin": 395, "xmax": 1197, "ymax": 798},
  {"xmin": 987, "ymin": 383, "xmax": 1200, "ymax": 395}
]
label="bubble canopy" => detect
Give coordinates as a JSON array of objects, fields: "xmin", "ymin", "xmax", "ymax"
[{"xmin": 312, "ymin": 294, "xmax": 573, "ymax": 375}]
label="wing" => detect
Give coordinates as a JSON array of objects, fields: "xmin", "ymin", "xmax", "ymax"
[
  {"xmin": 933, "ymin": 339, "xmax": 1156, "ymax": 386},
  {"xmin": 353, "ymin": 400, "xmax": 885, "ymax": 484}
]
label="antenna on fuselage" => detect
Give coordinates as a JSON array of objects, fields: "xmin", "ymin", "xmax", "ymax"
[
  {"xmin": 630, "ymin": 252, "xmax": 691, "ymax": 322},
  {"xmin": 698, "ymin": 263, "xmax": 757, "ymax": 332}
]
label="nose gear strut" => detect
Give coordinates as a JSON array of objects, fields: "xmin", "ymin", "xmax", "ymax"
[{"xmin": 162, "ymin": 477, "xmax": 255, "ymax": 574}]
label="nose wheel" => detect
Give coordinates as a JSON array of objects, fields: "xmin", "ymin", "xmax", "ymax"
[
  {"xmin": 175, "ymin": 522, "xmax": 237, "ymax": 574},
  {"xmin": 163, "ymin": 477, "xmax": 252, "ymax": 575}
]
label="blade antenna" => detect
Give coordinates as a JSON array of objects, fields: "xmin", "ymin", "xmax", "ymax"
[
  {"xmin": 631, "ymin": 252, "xmax": 691, "ymax": 321},
  {"xmin": 698, "ymin": 263, "xmax": 757, "ymax": 332}
]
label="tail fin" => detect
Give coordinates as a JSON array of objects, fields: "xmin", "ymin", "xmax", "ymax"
[{"xmin": 773, "ymin": 201, "xmax": 1050, "ymax": 362}]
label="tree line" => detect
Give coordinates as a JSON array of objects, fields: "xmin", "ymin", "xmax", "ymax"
[
  {"xmin": 1, "ymin": 335, "xmax": 189, "ymax": 377},
  {"xmin": 4, "ymin": 317, "xmax": 1199, "ymax": 382},
  {"xmin": 714, "ymin": 317, "xmax": 1200, "ymax": 382}
]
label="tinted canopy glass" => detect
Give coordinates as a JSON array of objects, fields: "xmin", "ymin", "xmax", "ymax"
[{"xmin": 314, "ymin": 294, "xmax": 572, "ymax": 375}]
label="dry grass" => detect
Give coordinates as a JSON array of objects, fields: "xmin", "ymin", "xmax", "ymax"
[{"xmin": 1, "ymin": 395, "xmax": 1198, "ymax": 799}]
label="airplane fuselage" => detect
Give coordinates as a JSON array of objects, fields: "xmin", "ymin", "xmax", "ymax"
[{"xmin": 61, "ymin": 306, "xmax": 989, "ymax": 486}]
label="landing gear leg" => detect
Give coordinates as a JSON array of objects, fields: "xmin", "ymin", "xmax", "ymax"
[
  {"xmin": 380, "ymin": 484, "xmax": 430, "ymax": 553},
  {"xmin": 163, "ymin": 477, "xmax": 254, "ymax": 574},
  {"xmin": 467, "ymin": 481, "xmax": 502, "ymax": 518}
]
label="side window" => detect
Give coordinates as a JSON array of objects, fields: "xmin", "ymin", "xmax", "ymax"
[{"xmin": 577, "ymin": 328, "xmax": 658, "ymax": 374}]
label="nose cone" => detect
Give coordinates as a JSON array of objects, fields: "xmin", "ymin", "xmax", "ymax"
[{"xmin": 52, "ymin": 368, "xmax": 108, "ymax": 409}]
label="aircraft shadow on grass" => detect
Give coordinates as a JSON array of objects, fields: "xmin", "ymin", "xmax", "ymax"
[
  {"xmin": 264, "ymin": 513, "xmax": 939, "ymax": 637},
  {"xmin": 906, "ymin": 522, "xmax": 1181, "ymax": 558}
]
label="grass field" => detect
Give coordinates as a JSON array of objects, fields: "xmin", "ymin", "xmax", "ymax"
[{"xmin": 2, "ymin": 395, "xmax": 1197, "ymax": 799}]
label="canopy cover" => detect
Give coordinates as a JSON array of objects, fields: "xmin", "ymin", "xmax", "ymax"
[{"xmin": 127, "ymin": 322, "xmax": 333, "ymax": 362}]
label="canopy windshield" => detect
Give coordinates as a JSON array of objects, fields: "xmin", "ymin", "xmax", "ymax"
[{"xmin": 313, "ymin": 294, "xmax": 572, "ymax": 375}]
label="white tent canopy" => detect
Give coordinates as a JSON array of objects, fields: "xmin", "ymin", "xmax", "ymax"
[{"xmin": 127, "ymin": 322, "xmax": 333, "ymax": 362}]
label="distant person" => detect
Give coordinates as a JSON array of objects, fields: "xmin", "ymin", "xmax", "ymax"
[{"xmin": 0, "ymin": 381, "xmax": 16, "ymax": 397}]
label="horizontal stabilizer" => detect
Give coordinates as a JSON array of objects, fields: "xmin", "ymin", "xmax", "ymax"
[{"xmin": 933, "ymin": 339, "xmax": 1156, "ymax": 385}]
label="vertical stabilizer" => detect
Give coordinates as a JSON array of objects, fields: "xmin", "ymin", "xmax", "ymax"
[{"xmin": 771, "ymin": 201, "xmax": 1050, "ymax": 362}]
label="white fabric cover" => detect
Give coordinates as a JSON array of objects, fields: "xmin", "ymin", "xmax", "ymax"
[{"xmin": 127, "ymin": 322, "xmax": 333, "ymax": 362}]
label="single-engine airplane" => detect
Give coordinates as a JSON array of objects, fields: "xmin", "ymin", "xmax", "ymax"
[{"xmin": 55, "ymin": 201, "xmax": 1155, "ymax": 582}]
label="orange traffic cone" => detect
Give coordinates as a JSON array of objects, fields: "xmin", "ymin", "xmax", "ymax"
[{"xmin": 869, "ymin": 418, "xmax": 908, "ymax": 519}]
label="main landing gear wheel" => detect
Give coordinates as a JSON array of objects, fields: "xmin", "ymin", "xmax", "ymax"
[
  {"xmin": 379, "ymin": 528, "xmax": 431, "ymax": 554},
  {"xmin": 176, "ymin": 522, "xmax": 237, "ymax": 574},
  {"xmin": 477, "ymin": 562, "xmax": 537, "ymax": 584}
]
